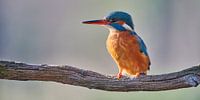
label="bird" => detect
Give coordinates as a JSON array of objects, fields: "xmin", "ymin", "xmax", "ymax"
[{"xmin": 82, "ymin": 11, "xmax": 151, "ymax": 79}]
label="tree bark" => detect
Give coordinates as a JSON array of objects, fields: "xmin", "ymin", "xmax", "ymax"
[{"xmin": 0, "ymin": 60, "xmax": 200, "ymax": 92}]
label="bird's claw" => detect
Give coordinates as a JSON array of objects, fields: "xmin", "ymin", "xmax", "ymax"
[{"xmin": 117, "ymin": 73, "xmax": 122, "ymax": 79}]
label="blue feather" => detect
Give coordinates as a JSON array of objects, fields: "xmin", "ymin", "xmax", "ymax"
[
  {"xmin": 132, "ymin": 31, "xmax": 148, "ymax": 56},
  {"xmin": 109, "ymin": 23, "xmax": 126, "ymax": 31},
  {"xmin": 106, "ymin": 11, "xmax": 134, "ymax": 29}
]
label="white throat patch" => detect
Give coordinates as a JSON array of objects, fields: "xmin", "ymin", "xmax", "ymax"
[{"xmin": 105, "ymin": 25, "xmax": 117, "ymax": 32}]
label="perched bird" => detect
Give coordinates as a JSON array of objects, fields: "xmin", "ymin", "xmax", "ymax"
[{"xmin": 82, "ymin": 11, "xmax": 151, "ymax": 79}]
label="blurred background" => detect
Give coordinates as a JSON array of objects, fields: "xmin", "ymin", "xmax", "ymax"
[{"xmin": 0, "ymin": 0, "xmax": 200, "ymax": 100}]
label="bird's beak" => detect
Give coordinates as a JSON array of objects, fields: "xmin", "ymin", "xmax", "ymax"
[{"xmin": 82, "ymin": 19, "xmax": 110, "ymax": 25}]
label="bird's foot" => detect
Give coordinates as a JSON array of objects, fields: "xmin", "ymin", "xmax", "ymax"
[
  {"xmin": 130, "ymin": 73, "xmax": 146, "ymax": 79},
  {"xmin": 135, "ymin": 72, "xmax": 146, "ymax": 78},
  {"xmin": 116, "ymin": 73, "xmax": 122, "ymax": 79}
]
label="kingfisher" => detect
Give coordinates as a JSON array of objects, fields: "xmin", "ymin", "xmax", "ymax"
[{"xmin": 82, "ymin": 11, "xmax": 151, "ymax": 79}]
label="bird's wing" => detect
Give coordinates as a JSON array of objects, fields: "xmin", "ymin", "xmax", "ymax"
[
  {"xmin": 138, "ymin": 36, "xmax": 148, "ymax": 55},
  {"xmin": 136, "ymin": 33, "xmax": 151, "ymax": 66},
  {"xmin": 133, "ymin": 31, "xmax": 151, "ymax": 66},
  {"xmin": 131, "ymin": 31, "xmax": 148, "ymax": 56}
]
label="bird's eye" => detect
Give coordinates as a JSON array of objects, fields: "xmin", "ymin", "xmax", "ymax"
[{"xmin": 108, "ymin": 18, "xmax": 117, "ymax": 22}]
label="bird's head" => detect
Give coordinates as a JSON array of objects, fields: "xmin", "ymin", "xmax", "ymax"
[{"xmin": 82, "ymin": 11, "xmax": 134, "ymax": 31}]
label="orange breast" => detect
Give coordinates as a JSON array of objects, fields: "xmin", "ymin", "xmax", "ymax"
[{"xmin": 106, "ymin": 30, "xmax": 150, "ymax": 75}]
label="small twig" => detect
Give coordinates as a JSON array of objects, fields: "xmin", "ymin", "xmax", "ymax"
[{"xmin": 0, "ymin": 60, "xmax": 200, "ymax": 92}]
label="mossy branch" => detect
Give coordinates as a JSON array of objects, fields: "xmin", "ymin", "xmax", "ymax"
[{"xmin": 0, "ymin": 60, "xmax": 200, "ymax": 92}]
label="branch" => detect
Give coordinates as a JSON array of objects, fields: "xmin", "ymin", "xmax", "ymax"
[{"xmin": 0, "ymin": 61, "xmax": 200, "ymax": 92}]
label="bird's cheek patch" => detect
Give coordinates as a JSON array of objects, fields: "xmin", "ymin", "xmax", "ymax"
[
  {"xmin": 122, "ymin": 23, "xmax": 133, "ymax": 31},
  {"xmin": 117, "ymin": 21, "xmax": 125, "ymax": 25}
]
